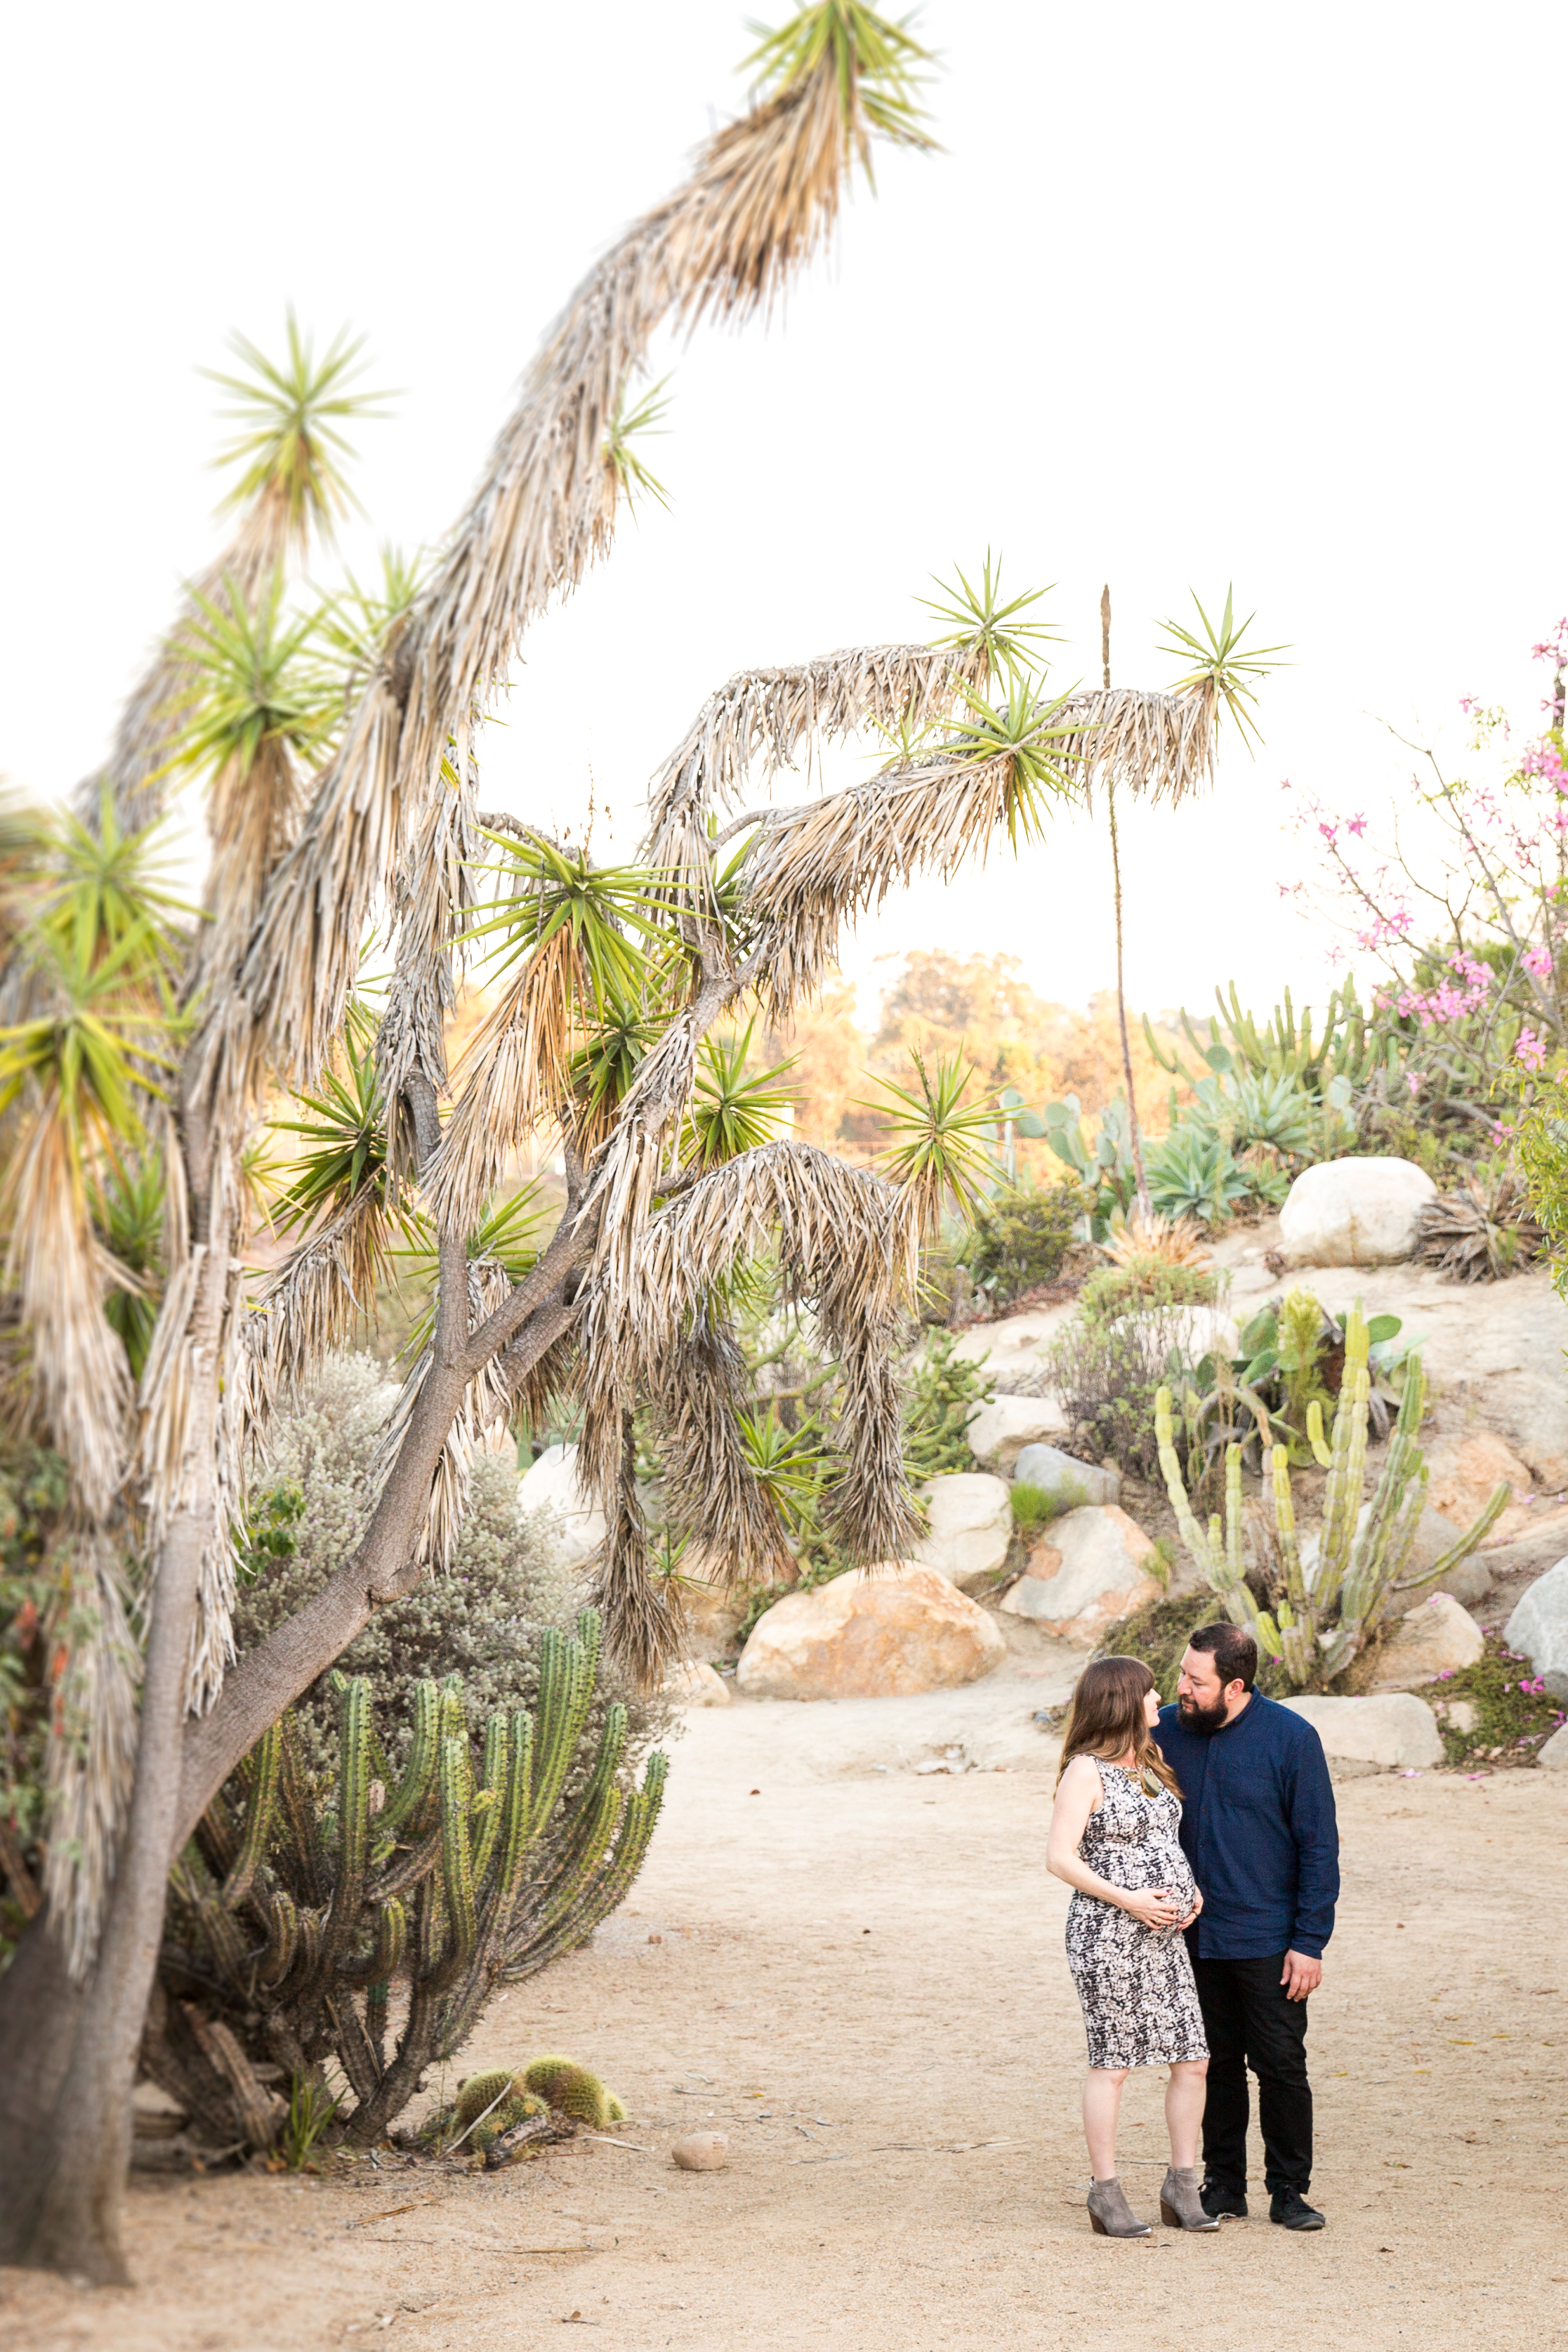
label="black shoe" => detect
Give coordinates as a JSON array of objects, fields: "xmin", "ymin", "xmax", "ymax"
[
  {"xmin": 1199, "ymin": 2182, "xmax": 1248, "ymax": 2220},
  {"xmin": 1270, "ymin": 2190, "xmax": 1326, "ymax": 2231}
]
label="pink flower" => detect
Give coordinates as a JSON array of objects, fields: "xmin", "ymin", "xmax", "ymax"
[
  {"xmin": 1346, "ymin": 813, "xmax": 1368, "ymax": 836},
  {"xmin": 1524, "ymin": 943, "xmax": 1554, "ymax": 978},
  {"xmin": 1515, "ymin": 1026, "xmax": 1548, "ymax": 1072}
]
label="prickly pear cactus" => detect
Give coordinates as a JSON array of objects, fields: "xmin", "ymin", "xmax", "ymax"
[{"xmin": 146, "ymin": 1612, "xmax": 666, "ymax": 2155}]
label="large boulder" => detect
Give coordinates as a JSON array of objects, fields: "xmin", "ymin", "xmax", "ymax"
[
  {"xmin": 735, "ymin": 1563, "xmax": 1005, "ymax": 1701},
  {"xmin": 998, "ymin": 1506, "xmax": 1163, "ymax": 1648},
  {"xmin": 1282, "ymin": 1692, "xmax": 1443, "ymax": 1773},
  {"xmin": 518, "ymin": 1442, "xmax": 606, "ymax": 1570},
  {"xmin": 1279, "ymin": 1157, "xmax": 1437, "ymax": 1267},
  {"xmin": 1504, "ymin": 1558, "xmax": 1568, "ymax": 1698},
  {"xmin": 1013, "ymin": 1444, "xmax": 1120, "ymax": 1509},
  {"xmin": 1366, "ymin": 1591, "xmax": 1485, "ymax": 1691},
  {"xmin": 966, "ymin": 1391, "xmax": 1069, "ymax": 1471},
  {"xmin": 911, "ymin": 1473, "xmax": 1013, "ymax": 1590}
]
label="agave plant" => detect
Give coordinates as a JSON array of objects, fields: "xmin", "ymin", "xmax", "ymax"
[{"xmin": 1416, "ymin": 1171, "xmax": 1546, "ymax": 1282}]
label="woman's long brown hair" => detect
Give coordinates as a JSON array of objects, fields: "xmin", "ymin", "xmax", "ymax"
[{"xmin": 1055, "ymin": 1656, "xmax": 1181, "ymax": 1796}]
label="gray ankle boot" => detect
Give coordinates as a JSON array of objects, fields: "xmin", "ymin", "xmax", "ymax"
[
  {"xmin": 1160, "ymin": 2165, "xmax": 1220, "ymax": 2231},
  {"xmin": 1086, "ymin": 2176, "xmax": 1152, "ymax": 2237}
]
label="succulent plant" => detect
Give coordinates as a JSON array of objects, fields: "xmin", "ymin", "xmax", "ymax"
[
  {"xmin": 143, "ymin": 1612, "xmax": 665, "ymax": 2154},
  {"xmin": 522, "ymin": 2055, "xmax": 624, "ymax": 2127},
  {"xmin": 1154, "ymin": 1309, "xmax": 1510, "ymax": 1685},
  {"xmin": 1416, "ymin": 1172, "xmax": 1546, "ymax": 1282}
]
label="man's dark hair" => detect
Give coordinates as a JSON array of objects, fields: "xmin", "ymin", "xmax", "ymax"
[{"xmin": 1188, "ymin": 1622, "xmax": 1258, "ymax": 1693}]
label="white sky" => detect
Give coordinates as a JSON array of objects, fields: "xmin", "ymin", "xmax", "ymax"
[{"xmin": 4, "ymin": 0, "xmax": 1564, "ymax": 1034}]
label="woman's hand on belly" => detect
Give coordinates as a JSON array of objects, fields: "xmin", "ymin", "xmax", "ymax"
[
  {"xmin": 1117, "ymin": 1885, "xmax": 1183, "ymax": 1929},
  {"xmin": 1176, "ymin": 1885, "xmax": 1204, "ymax": 1931}
]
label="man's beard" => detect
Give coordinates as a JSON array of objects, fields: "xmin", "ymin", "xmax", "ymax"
[{"xmin": 1178, "ymin": 1690, "xmax": 1230, "ymax": 1736}]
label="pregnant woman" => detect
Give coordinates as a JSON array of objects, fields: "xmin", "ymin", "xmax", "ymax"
[{"xmin": 1046, "ymin": 1656, "xmax": 1215, "ymax": 2238}]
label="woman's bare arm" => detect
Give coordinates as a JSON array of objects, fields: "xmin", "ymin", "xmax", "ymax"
[{"xmin": 1046, "ymin": 1756, "xmax": 1182, "ymax": 1928}]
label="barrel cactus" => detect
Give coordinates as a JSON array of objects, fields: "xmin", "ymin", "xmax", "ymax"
[
  {"xmin": 144, "ymin": 1611, "xmax": 665, "ymax": 2153},
  {"xmin": 1154, "ymin": 1308, "xmax": 1509, "ymax": 1685}
]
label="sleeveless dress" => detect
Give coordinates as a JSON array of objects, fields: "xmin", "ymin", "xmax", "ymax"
[{"xmin": 1065, "ymin": 1758, "xmax": 1208, "ymax": 2070}]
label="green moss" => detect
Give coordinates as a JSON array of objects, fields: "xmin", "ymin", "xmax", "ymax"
[{"xmin": 1420, "ymin": 1633, "xmax": 1567, "ymax": 1766}]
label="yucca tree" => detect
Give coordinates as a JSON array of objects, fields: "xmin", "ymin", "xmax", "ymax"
[{"xmin": 0, "ymin": 4, "xmax": 951, "ymax": 2288}]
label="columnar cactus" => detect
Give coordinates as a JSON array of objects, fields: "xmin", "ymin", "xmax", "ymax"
[
  {"xmin": 143, "ymin": 1611, "xmax": 665, "ymax": 2153},
  {"xmin": 1154, "ymin": 1309, "xmax": 1509, "ymax": 1686}
]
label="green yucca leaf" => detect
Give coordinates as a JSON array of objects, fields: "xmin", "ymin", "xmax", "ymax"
[
  {"xmin": 744, "ymin": 3, "xmax": 937, "ymax": 167},
  {"xmin": 857, "ymin": 1049, "xmax": 996, "ymax": 1232},
  {"xmin": 683, "ymin": 1023, "xmax": 798, "ymax": 1170},
  {"xmin": 918, "ymin": 553, "xmax": 1059, "ymax": 685},
  {"xmin": 0, "ymin": 921, "xmax": 176, "ymax": 1157},
  {"xmin": 43, "ymin": 793, "xmax": 193, "ymax": 976},
  {"xmin": 1158, "ymin": 586, "xmax": 1289, "ymax": 751},
  {"xmin": 202, "ymin": 310, "xmax": 393, "ymax": 546},
  {"xmin": 90, "ymin": 1153, "xmax": 165, "ymax": 1383},
  {"xmin": 604, "ymin": 375, "xmax": 673, "ymax": 515},
  {"xmin": 569, "ymin": 988, "xmax": 664, "ymax": 1138},
  {"xmin": 317, "ymin": 545, "xmax": 426, "ymax": 678},
  {"xmin": 464, "ymin": 829, "xmax": 668, "ymax": 1012},
  {"xmin": 166, "ymin": 572, "xmax": 341, "ymax": 784},
  {"xmin": 395, "ymin": 1185, "xmax": 552, "ymax": 1360},
  {"xmin": 269, "ymin": 1026, "xmax": 389, "ymax": 1235},
  {"xmin": 938, "ymin": 677, "xmax": 1079, "ymax": 845},
  {"xmin": 737, "ymin": 1405, "xmax": 829, "ymax": 1534}
]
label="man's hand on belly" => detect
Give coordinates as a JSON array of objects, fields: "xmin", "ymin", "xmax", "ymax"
[{"xmin": 1281, "ymin": 1950, "xmax": 1322, "ymax": 2000}]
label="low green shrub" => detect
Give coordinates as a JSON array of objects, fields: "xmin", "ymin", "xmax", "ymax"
[
  {"xmin": 1046, "ymin": 1298, "xmax": 1211, "ymax": 1480},
  {"xmin": 1009, "ymin": 1481, "xmax": 1055, "ymax": 1532},
  {"xmin": 1077, "ymin": 1261, "xmax": 1218, "ymax": 1326},
  {"xmin": 956, "ymin": 1178, "xmax": 1085, "ymax": 1306}
]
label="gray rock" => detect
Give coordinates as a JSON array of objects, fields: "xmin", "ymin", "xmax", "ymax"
[
  {"xmin": 672, "ymin": 2131, "xmax": 728, "ymax": 2172},
  {"xmin": 1279, "ymin": 1155, "xmax": 1437, "ymax": 1267},
  {"xmin": 1503, "ymin": 1556, "xmax": 1568, "ymax": 1699},
  {"xmin": 965, "ymin": 1391, "xmax": 1069, "ymax": 1471},
  {"xmin": 1537, "ymin": 1721, "xmax": 1568, "ymax": 1770},
  {"xmin": 910, "ymin": 1473, "xmax": 1013, "ymax": 1590},
  {"xmin": 1282, "ymin": 1692, "xmax": 1444, "ymax": 1771},
  {"xmin": 517, "ymin": 1441, "xmax": 607, "ymax": 1570},
  {"xmin": 1012, "ymin": 1445, "xmax": 1120, "ymax": 1509}
]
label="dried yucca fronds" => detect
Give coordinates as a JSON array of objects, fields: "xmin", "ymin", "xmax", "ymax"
[
  {"xmin": 736, "ymin": 741, "xmax": 1054, "ymax": 1020},
  {"xmin": 1100, "ymin": 1211, "xmax": 1212, "ymax": 1271},
  {"xmin": 376, "ymin": 729, "xmax": 482, "ymax": 1176},
  {"xmin": 234, "ymin": 34, "xmax": 928, "ymax": 1097},
  {"xmin": 574, "ymin": 1139, "xmax": 919, "ymax": 1673},
  {"xmin": 239, "ymin": 1181, "xmax": 390, "ymax": 1443},
  {"xmin": 1049, "ymin": 684, "xmax": 1218, "ymax": 808},
  {"xmin": 41, "ymin": 1528, "xmax": 142, "ymax": 1978},
  {"xmin": 421, "ymin": 926, "xmax": 584, "ymax": 1239},
  {"xmin": 0, "ymin": 1102, "xmax": 130, "ymax": 1523},
  {"xmin": 642, "ymin": 641, "xmax": 979, "ymax": 902}
]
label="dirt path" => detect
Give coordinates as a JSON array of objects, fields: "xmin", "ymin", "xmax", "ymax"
[{"xmin": 4, "ymin": 1678, "xmax": 1567, "ymax": 2352}]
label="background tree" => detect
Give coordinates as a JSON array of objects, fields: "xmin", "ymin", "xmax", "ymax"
[{"xmin": 0, "ymin": 1, "xmax": 961, "ymax": 2287}]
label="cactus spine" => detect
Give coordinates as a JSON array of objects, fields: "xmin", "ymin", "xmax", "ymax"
[
  {"xmin": 1156, "ymin": 1308, "xmax": 1510, "ymax": 1686},
  {"xmin": 147, "ymin": 1610, "xmax": 666, "ymax": 2155}
]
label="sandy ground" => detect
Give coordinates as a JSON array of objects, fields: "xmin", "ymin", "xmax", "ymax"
[{"xmin": 4, "ymin": 1664, "xmax": 1567, "ymax": 2352}]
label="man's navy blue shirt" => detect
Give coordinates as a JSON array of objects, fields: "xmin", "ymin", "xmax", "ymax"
[{"xmin": 1156, "ymin": 1693, "xmax": 1340, "ymax": 1959}]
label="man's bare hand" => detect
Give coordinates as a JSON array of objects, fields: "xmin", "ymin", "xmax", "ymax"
[{"xmin": 1281, "ymin": 1949, "xmax": 1322, "ymax": 2001}]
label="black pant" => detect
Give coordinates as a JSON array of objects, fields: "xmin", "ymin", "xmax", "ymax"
[{"xmin": 1191, "ymin": 1954, "xmax": 1312, "ymax": 2197}]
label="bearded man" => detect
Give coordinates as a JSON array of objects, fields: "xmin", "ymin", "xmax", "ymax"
[{"xmin": 1157, "ymin": 1622, "xmax": 1340, "ymax": 2231}]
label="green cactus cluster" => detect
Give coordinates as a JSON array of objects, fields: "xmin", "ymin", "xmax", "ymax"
[
  {"xmin": 422, "ymin": 2054, "xmax": 627, "ymax": 2158},
  {"xmin": 145, "ymin": 1611, "xmax": 666, "ymax": 2155},
  {"xmin": 1154, "ymin": 1309, "xmax": 1510, "ymax": 1686}
]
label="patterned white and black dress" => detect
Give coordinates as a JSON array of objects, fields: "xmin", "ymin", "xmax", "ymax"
[{"xmin": 1065, "ymin": 1759, "xmax": 1208, "ymax": 2070}]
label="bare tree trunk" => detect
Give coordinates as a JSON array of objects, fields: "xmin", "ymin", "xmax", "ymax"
[
  {"xmin": 1100, "ymin": 585, "xmax": 1150, "ymax": 1218},
  {"xmin": 0, "ymin": 1912, "xmax": 84, "ymax": 2257},
  {"xmin": 0, "ymin": 1226, "xmax": 231, "ymax": 2282}
]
